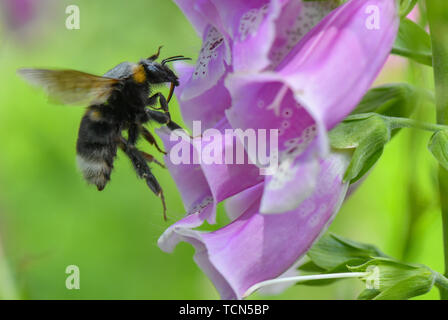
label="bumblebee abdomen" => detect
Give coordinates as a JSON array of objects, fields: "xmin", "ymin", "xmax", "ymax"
[
  {"xmin": 76, "ymin": 155, "xmax": 112, "ymax": 191},
  {"xmin": 76, "ymin": 109, "xmax": 118, "ymax": 191}
]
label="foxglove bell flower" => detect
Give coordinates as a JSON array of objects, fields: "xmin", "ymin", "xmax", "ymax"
[
  {"xmin": 1, "ymin": 0, "xmax": 35, "ymax": 29},
  {"xmin": 1, "ymin": 0, "xmax": 52, "ymax": 42},
  {"xmin": 157, "ymin": 124, "xmax": 351, "ymax": 299},
  {"xmin": 158, "ymin": 0, "xmax": 399, "ymax": 299}
]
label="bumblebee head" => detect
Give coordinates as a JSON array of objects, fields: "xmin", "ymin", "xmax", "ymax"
[
  {"xmin": 140, "ymin": 48, "xmax": 191, "ymax": 86},
  {"xmin": 140, "ymin": 59, "xmax": 179, "ymax": 86}
]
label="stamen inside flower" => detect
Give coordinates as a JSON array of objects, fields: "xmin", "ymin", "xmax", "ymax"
[{"xmin": 266, "ymin": 85, "xmax": 289, "ymax": 116}]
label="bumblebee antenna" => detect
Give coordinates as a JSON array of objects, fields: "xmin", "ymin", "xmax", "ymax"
[
  {"xmin": 161, "ymin": 56, "xmax": 192, "ymax": 66},
  {"xmin": 148, "ymin": 46, "xmax": 163, "ymax": 61},
  {"xmin": 162, "ymin": 55, "xmax": 184, "ymax": 62}
]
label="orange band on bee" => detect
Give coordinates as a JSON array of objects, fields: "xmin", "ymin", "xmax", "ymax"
[{"xmin": 132, "ymin": 64, "xmax": 146, "ymax": 83}]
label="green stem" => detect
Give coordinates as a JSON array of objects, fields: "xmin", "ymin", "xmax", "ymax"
[
  {"xmin": 434, "ymin": 272, "xmax": 448, "ymax": 292},
  {"xmin": 400, "ymin": 0, "xmax": 418, "ymax": 18},
  {"xmin": 426, "ymin": 0, "xmax": 448, "ymax": 300},
  {"xmin": 438, "ymin": 168, "xmax": 448, "ymax": 300},
  {"xmin": 384, "ymin": 115, "xmax": 448, "ymax": 132},
  {"xmin": 346, "ymin": 113, "xmax": 448, "ymax": 133},
  {"xmin": 402, "ymin": 61, "xmax": 430, "ymax": 261}
]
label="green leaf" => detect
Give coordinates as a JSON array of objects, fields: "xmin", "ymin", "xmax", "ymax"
[
  {"xmin": 343, "ymin": 135, "xmax": 385, "ymax": 183},
  {"xmin": 351, "ymin": 83, "xmax": 418, "ymax": 118},
  {"xmin": 392, "ymin": 18, "xmax": 433, "ymax": 66},
  {"xmin": 336, "ymin": 84, "xmax": 424, "ymax": 183},
  {"xmin": 358, "ymin": 289, "xmax": 381, "ymax": 300},
  {"xmin": 297, "ymin": 261, "xmax": 326, "ymax": 273},
  {"xmin": 302, "ymin": 234, "xmax": 440, "ymax": 299},
  {"xmin": 329, "ymin": 114, "xmax": 384, "ymax": 149},
  {"xmin": 307, "ymin": 233, "xmax": 387, "ymax": 271},
  {"xmin": 428, "ymin": 130, "xmax": 448, "ymax": 170},
  {"xmin": 348, "ymin": 258, "xmax": 436, "ymax": 300},
  {"xmin": 374, "ymin": 274, "xmax": 435, "ymax": 300},
  {"xmin": 329, "ymin": 114, "xmax": 391, "ymax": 183}
]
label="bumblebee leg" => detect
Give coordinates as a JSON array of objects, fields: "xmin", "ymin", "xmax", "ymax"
[
  {"xmin": 155, "ymin": 92, "xmax": 169, "ymax": 113},
  {"xmin": 145, "ymin": 108, "xmax": 182, "ymax": 132},
  {"xmin": 126, "ymin": 124, "xmax": 165, "ymax": 167},
  {"xmin": 145, "ymin": 93, "xmax": 163, "ymax": 110},
  {"xmin": 140, "ymin": 151, "xmax": 165, "ymax": 168},
  {"xmin": 155, "ymin": 93, "xmax": 184, "ymax": 130},
  {"xmin": 140, "ymin": 125, "xmax": 167, "ymax": 155},
  {"xmin": 145, "ymin": 109, "xmax": 170, "ymax": 124},
  {"xmin": 118, "ymin": 136, "xmax": 167, "ymax": 220},
  {"xmin": 146, "ymin": 93, "xmax": 183, "ymax": 131},
  {"xmin": 127, "ymin": 123, "xmax": 140, "ymax": 146},
  {"xmin": 167, "ymin": 120, "xmax": 183, "ymax": 131}
]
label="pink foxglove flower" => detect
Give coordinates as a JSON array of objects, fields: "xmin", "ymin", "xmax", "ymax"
[
  {"xmin": 1, "ymin": 0, "xmax": 52, "ymax": 42},
  {"xmin": 1, "ymin": 0, "xmax": 35, "ymax": 29},
  {"xmin": 158, "ymin": 0, "xmax": 399, "ymax": 299}
]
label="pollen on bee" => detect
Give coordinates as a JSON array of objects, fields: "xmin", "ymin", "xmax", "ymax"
[
  {"xmin": 132, "ymin": 64, "xmax": 146, "ymax": 83},
  {"xmin": 89, "ymin": 110, "xmax": 102, "ymax": 121}
]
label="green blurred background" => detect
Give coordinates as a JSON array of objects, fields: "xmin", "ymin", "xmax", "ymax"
[{"xmin": 0, "ymin": 0, "xmax": 442, "ymax": 299}]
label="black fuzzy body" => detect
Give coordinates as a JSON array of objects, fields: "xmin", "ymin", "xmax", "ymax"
[
  {"xmin": 76, "ymin": 60, "xmax": 179, "ymax": 192},
  {"xmin": 18, "ymin": 50, "xmax": 190, "ymax": 219}
]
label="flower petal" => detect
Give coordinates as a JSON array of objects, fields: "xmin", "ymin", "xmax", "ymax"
[
  {"xmin": 156, "ymin": 118, "xmax": 264, "ymax": 223},
  {"xmin": 158, "ymin": 210, "xmax": 244, "ymax": 300},
  {"xmin": 277, "ymin": 0, "xmax": 399, "ymax": 129},
  {"xmin": 173, "ymin": 0, "xmax": 211, "ymax": 36},
  {"xmin": 174, "ymin": 61, "xmax": 231, "ymax": 132},
  {"xmin": 2, "ymin": 0, "xmax": 36, "ymax": 29},
  {"xmin": 157, "ymin": 127, "xmax": 216, "ymax": 222},
  {"xmin": 209, "ymin": 0, "xmax": 271, "ymax": 37},
  {"xmin": 268, "ymin": 0, "xmax": 339, "ymax": 69},
  {"xmin": 159, "ymin": 151, "xmax": 351, "ymax": 299},
  {"xmin": 225, "ymin": 72, "xmax": 328, "ymax": 160},
  {"xmin": 199, "ymin": 119, "xmax": 264, "ymax": 202},
  {"xmin": 229, "ymin": 0, "xmax": 285, "ymax": 72},
  {"xmin": 173, "ymin": 61, "xmax": 195, "ymax": 96},
  {"xmin": 181, "ymin": 25, "xmax": 230, "ymax": 100},
  {"xmin": 260, "ymin": 144, "xmax": 320, "ymax": 214},
  {"xmin": 224, "ymin": 71, "xmax": 333, "ymax": 213},
  {"xmin": 225, "ymin": 182, "xmax": 265, "ymax": 221}
]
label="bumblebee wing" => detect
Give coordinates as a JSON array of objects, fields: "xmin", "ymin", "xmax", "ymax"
[{"xmin": 17, "ymin": 68, "xmax": 121, "ymax": 105}]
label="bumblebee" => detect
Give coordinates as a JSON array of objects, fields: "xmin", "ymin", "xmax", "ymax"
[{"xmin": 18, "ymin": 47, "xmax": 190, "ymax": 220}]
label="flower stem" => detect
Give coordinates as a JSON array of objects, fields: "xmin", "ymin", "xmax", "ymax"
[
  {"xmin": 400, "ymin": 0, "xmax": 418, "ymax": 18},
  {"xmin": 243, "ymin": 272, "xmax": 369, "ymax": 298},
  {"xmin": 435, "ymin": 272, "xmax": 448, "ymax": 293},
  {"xmin": 381, "ymin": 116, "xmax": 448, "ymax": 132},
  {"xmin": 347, "ymin": 113, "xmax": 448, "ymax": 132},
  {"xmin": 384, "ymin": 115, "xmax": 448, "ymax": 132},
  {"xmin": 426, "ymin": 0, "xmax": 448, "ymax": 300}
]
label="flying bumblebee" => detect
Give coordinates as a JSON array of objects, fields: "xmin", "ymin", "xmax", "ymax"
[{"xmin": 18, "ymin": 47, "xmax": 191, "ymax": 220}]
